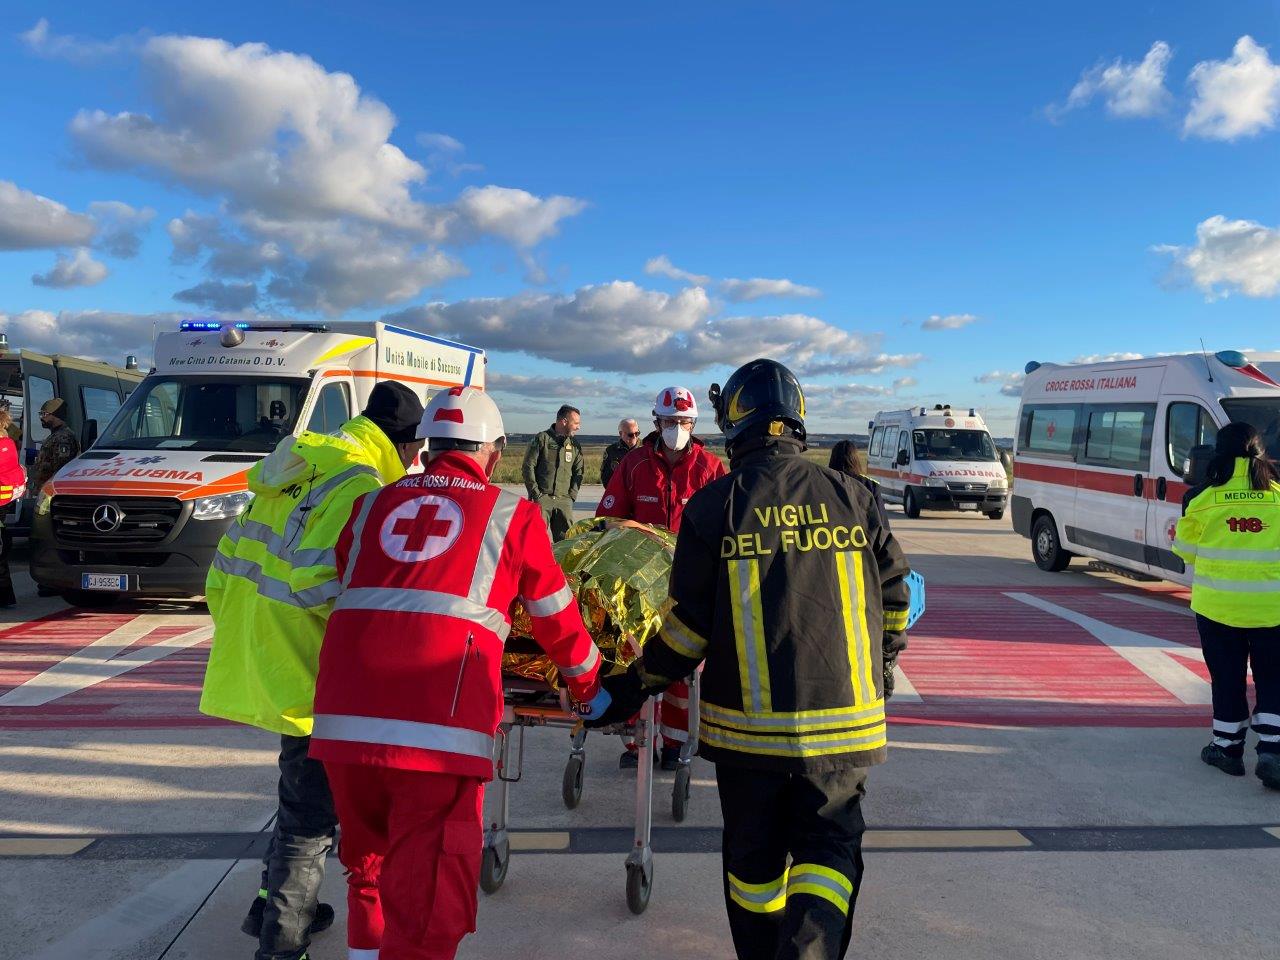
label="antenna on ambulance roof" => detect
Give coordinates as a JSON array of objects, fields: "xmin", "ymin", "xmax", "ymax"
[{"xmin": 1199, "ymin": 338, "xmax": 1213, "ymax": 383}]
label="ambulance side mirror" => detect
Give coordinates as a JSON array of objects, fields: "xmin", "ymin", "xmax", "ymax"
[
  {"xmin": 895, "ymin": 449, "xmax": 910, "ymax": 467},
  {"xmin": 999, "ymin": 449, "xmax": 1013, "ymax": 472},
  {"xmin": 1185, "ymin": 444, "xmax": 1213, "ymax": 486}
]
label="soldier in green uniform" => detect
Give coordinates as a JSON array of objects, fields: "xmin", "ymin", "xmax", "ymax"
[{"xmin": 31, "ymin": 397, "xmax": 80, "ymax": 494}]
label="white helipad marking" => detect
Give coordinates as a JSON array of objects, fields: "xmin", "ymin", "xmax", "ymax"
[
  {"xmin": 1104, "ymin": 593, "xmax": 1195, "ymax": 618},
  {"xmin": 0, "ymin": 615, "xmax": 213, "ymax": 708},
  {"xmin": 892, "ymin": 663, "xmax": 922, "ymax": 702},
  {"xmin": 1006, "ymin": 592, "xmax": 1211, "ymax": 705}
]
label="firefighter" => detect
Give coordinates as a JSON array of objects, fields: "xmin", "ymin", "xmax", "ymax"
[
  {"xmin": 309, "ymin": 386, "xmax": 608, "ymax": 960},
  {"xmin": 597, "ymin": 385, "xmax": 726, "ymax": 769},
  {"xmin": 1174, "ymin": 421, "xmax": 1280, "ymax": 790},
  {"xmin": 200, "ymin": 381, "xmax": 426, "ymax": 960},
  {"xmin": 587, "ymin": 358, "xmax": 912, "ymax": 960}
]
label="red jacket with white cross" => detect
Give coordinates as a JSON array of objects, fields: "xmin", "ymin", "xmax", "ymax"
[
  {"xmin": 595, "ymin": 433, "xmax": 726, "ymax": 533},
  {"xmin": 309, "ymin": 452, "xmax": 602, "ymax": 779}
]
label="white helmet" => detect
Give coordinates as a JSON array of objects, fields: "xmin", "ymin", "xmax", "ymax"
[
  {"xmin": 653, "ymin": 385, "xmax": 698, "ymax": 419},
  {"xmin": 418, "ymin": 386, "xmax": 506, "ymax": 449}
]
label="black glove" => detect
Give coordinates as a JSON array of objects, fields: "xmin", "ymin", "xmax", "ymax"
[
  {"xmin": 883, "ymin": 662, "xmax": 896, "ymax": 700},
  {"xmin": 582, "ymin": 665, "xmax": 648, "ymax": 728}
]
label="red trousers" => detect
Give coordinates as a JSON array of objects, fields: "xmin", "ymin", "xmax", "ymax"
[
  {"xmin": 626, "ymin": 681, "xmax": 690, "ymax": 751},
  {"xmin": 325, "ymin": 762, "xmax": 484, "ymax": 960}
]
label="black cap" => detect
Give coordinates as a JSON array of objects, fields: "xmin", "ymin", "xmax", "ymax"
[{"xmin": 362, "ymin": 381, "xmax": 425, "ymax": 444}]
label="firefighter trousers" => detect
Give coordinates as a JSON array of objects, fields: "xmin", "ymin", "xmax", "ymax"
[
  {"xmin": 325, "ymin": 762, "xmax": 484, "ymax": 960},
  {"xmin": 1197, "ymin": 615, "xmax": 1280, "ymax": 755},
  {"xmin": 715, "ymin": 763, "xmax": 868, "ymax": 960}
]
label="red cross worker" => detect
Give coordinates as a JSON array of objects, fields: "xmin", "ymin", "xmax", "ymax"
[{"xmin": 310, "ymin": 385, "xmax": 607, "ymax": 960}]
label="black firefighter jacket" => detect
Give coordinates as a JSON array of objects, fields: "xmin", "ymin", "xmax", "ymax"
[{"xmin": 641, "ymin": 438, "xmax": 911, "ymax": 773}]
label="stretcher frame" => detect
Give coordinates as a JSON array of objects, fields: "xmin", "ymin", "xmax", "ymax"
[{"xmin": 481, "ymin": 670, "xmax": 701, "ymax": 915}]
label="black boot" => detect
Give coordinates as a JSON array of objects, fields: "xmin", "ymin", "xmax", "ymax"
[
  {"xmin": 619, "ymin": 748, "xmax": 638, "ymax": 770},
  {"xmin": 1256, "ymin": 754, "xmax": 1280, "ymax": 790},
  {"xmin": 1201, "ymin": 743, "xmax": 1245, "ymax": 777},
  {"xmin": 660, "ymin": 745, "xmax": 682, "ymax": 771},
  {"xmin": 241, "ymin": 893, "xmax": 335, "ymax": 938}
]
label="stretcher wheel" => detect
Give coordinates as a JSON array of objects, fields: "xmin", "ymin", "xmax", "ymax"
[
  {"xmin": 480, "ymin": 844, "xmax": 508, "ymax": 894},
  {"xmin": 671, "ymin": 765, "xmax": 691, "ymax": 822},
  {"xmin": 625, "ymin": 862, "xmax": 652, "ymax": 915},
  {"xmin": 562, "ymin": 755, "xmax": 585, "ymax": 809}
]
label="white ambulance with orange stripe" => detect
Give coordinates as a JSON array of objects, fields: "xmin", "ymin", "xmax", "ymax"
[
  {"xmin": 864, "ymin": 404, "xmax": 1009, "ymax": 519},
  {"xmin": 30, "ymin": 320, "xmax": 484, "ymax": 605},
  {"xmin": 1013, "ymin": 350, "xmax": 1280, "ymax": 581}
]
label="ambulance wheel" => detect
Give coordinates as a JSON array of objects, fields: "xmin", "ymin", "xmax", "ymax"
[
  {"xmin": 1032, "ymin": 514, "xmax": 1071, "ymax": 572},
  {"xmin": 672, "ymin": 765, "xmax": 691, "ymax": 822},
  {"xmin": 562, "ymin": 755, "xmax": 585, "ymax": 809},
  {"xmin": 902, "ymin": 488, "xmax": 921, "ymax": 519},
  {"xmin": 480, "ymin": 845, "xmax": 508, "ymax": 894},
  {"xmin": 63, "ymin": 590, "xmax": 120, "ymax": 609},
  {"xmin": 986, "ymin": 509, "xmax": 1005, "ymax": 520},
  {"xmin": 626, "ymin": 862, "xmax": 652, "ymax": 915}
]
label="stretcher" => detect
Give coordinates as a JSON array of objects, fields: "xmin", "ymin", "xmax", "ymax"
[{"xmin": 481, "ymin": 667, "xmax": 701, "ymax": 915}]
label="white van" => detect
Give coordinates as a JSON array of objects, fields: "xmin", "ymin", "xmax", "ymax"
[
  {"xmin": 1012, "ymin": 350, "xmax": 1280, "ymax": 580},
  {"xmin": 30, "ymin": 320, "xmax": 484, "ymax": 605},
  {"xmin": 864, "ymin": 405, "xmax": 1009, "ymax": 519}
]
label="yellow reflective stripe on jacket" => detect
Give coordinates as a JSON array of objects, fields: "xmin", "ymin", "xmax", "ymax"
[
  {"xmin": 883, "ymin": 608, "xmax": 909, "ymax": 631},
  {"xmin": 657, "ymin": 608, "xmax": 709, "ymax": 660},
  {"xmin": 787, "ymin": 864, "xmax": 853, "ymax": 914},
  {"xmin": 701, "ymin": 700, "xmax": 885, "ymax": 734},
  {"xmin": 834, "ymin": 550, "xmax": 875, "ymax": 705},
  {"xmin": 727, "ymin": 870, "xmax": 788, "ymax": 914},
  {"xmin": 700, "ymin": 719, "xmax": 887, "ymax": 758},
  {"xmin": 728, "ymin": 558, "xmax": 771, "ymax": 713}
]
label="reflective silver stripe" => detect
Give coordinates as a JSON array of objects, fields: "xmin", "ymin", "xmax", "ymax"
[
  {"xmin": 701, "ymin": 701, "xmax": 884, "ymax": 732},
  {"xmin": 1212, "ymin": 737, "xmax": 1242, "ymax": 748},
  {"xmin": 727, "ymin": 873, "xmax": 788, "ymax": 911},
  {"xmin": 469, "ymin": 491, "xmax": 519, "ymax": 602},
  {"xmin": 787, "ymin": 865, "xmax": 852, "ymax": 913},
  {"xmin": 1213, "ymin": 718, "xmax": 1251, "ymax": 734},
  {"xmin": 559, "ymin": 644, "xmax": 601, "ymax": 678},
  {"xmin": 729, "ymin": 559, "xmax": 766, "ymax": 713},
  {"xmin": 663, "ymin": 694, "xmax": 690, "ymax": 710},
  {"xmin": 1183, "ymin": 543, "xmax": 1280, "ymax": 562},
  {"xmin": 659, "ymin": 614, "xmax": 708, "ymax": 659},
  {"xmin": 522, "ymin": 583, "xmax": 573, "ymax": 618},
  {"xmin": 659, "ymin": 724, "xmax": 689, "ymax": 743},
  {"xmin": 340, "ymin": 492, "xmax": 379, "ymax": 588},
  {"xmin": 1171, "ymin": 538, "xmax": 1198, "ymax": 558},
  {"xmin": 701, "ymin": 723, "xmax": 885, "ymax": 755},
  {"xmin": 334, "ymin": 586, "xmax": 511, "ymax": 640},
  {"xmin": 312, "ymin": 713, "xmax": 494, "ymax": 760},
  {"xmin": 211, "ymin": 553, "xmax": 336, "ymax": 609},
  {"xmin": 226, "ymin": 518, "xmax": 337, "ymax": 569},
  {"xmin": 1193, "ymin": 573, "xmax": 1280, "ymax": 593},
  {"xmin": 1254, "ymin": 712, "xmax": 1280, "ymax": 727},
  {"xmin": 282, "ymin": 464, "xmax": 379, "ymax": 547}
]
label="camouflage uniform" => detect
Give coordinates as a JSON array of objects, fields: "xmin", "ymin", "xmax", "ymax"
[{"xmin": 31, "ymin": 425, "xmax": 79, "ymax": 493}]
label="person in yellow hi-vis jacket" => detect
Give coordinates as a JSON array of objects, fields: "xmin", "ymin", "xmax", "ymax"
[
  {"xmin": 200, "ymin": 381, "xmax": 425, "ymax": 960},
  {"xmin": 587, "ymin": 358, "xmax": 912, "ymax": 960},
  {"xmin": 1174, "ymin": 421, "xmax": 1280, "ymax": 791}
]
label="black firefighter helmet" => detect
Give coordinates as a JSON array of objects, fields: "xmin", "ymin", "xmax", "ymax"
[{"xmin": 709, "ymin": 358, "xmax": 807, "ymax": 447}]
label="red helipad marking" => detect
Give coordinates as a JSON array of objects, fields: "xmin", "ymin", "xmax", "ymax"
[{"xmin": 0, "ymin": 585, "xmax": 1221, "ymax": 730}]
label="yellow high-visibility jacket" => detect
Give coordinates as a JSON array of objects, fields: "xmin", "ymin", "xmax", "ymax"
[
  {"xmin": 1174, "ymin": 458, "xmax": 1280, "ymax": 629},
  {"xmin": 200, "ymin": 416, "xmax": 406, "ymax": 735}
]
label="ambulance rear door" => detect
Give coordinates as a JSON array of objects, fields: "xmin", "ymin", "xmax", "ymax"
[
  {"xmin": 1145, "ymin": 395, "xmax": 1220, "ymax": 584},
  {"xmin": 19, "ymin": 353, "xmax": 58, "ymax": 467}
]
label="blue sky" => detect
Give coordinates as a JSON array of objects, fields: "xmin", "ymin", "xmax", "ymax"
[{"xmin": 0, "ymin": 1, "xmax": 1277, "ymax": 433}]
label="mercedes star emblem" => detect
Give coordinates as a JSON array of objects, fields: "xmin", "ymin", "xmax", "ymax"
[{"xmin": 92, "ymin": 503, "xmax": 124, "ymax": 533}]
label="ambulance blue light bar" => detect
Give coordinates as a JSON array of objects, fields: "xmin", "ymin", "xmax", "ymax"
[{"xmin": 180, "ymin": 321, "xmax": 250, "ymax": 331}]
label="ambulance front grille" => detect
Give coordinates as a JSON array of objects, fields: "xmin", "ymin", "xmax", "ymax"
[
  {"xmin": 945, "ymin": 481, "xmax": 988, "ymax": 493},
  {"xmin": 51, "ymin": 496, "xmax": 184, "ymax": 543}
]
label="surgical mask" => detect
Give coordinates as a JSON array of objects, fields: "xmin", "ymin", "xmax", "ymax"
[{"xmin": 662, "ymin": 424, "xmax": 692, "ymax": 452}]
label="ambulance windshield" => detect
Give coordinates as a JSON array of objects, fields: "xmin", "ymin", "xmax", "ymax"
[
  {"xmin": 98, "ymin": 375, "xmax": 308, "ymax": 452},
  {"xmin": 1221, "ymin": 399, "xmax": 1280, "ymax": 458},
  {"xmin": 912, "ymin": 428, "xmax": 996, "ymax": 462}
]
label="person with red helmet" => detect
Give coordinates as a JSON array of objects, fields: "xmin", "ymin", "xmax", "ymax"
[
  {"xmin": 310, "ymin": 386, "xmax": 609, "ymax": 960},
  {"xmin": 597, "ymin": 385, "xmax": 726, "ymax": 769}
]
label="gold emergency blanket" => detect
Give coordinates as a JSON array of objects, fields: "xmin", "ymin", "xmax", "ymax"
[{"xmin": 504, "ymin": 518, "xmax": 676, "ymax": 687}]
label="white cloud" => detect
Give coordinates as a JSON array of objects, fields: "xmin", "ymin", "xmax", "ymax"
[
  {"xmin": 719, "ymin": 277, "xmax": 821, "ymax": 302},
  {"xmin": 384, "ymin": 280, "xmax": 896, "ymax": 376},
  {"xmin": 975, "ymin": 369, "xmax": 1025, "ymax": 397},
  {"xmin": 1156, "ymin": 215, "xmax": 1280, "ymax": 299},
  {"xmin": 487, "ymin": 372, "xmax": 651, "ymax": 407},
  {"xmin": 1184, "ymin": 36, "xmax": 1280, "ymax": 141},
  {"xmin": 0, "ymin": 180, "xmax": 96, "ymax": 250},
  {"xmin": 31, "ymin": 248, "xmax": 109, "ymax": 288},
  {"xmin": 416, "ymin": 132, "xmax": 484, "ymax": 177},
  {"xmin": 173, "ymin": 279, "xmax": 258, "ymax": 311},
  {"xmin": 1071, "ymin": 352, "xmax": 1145, "ymax": 364},
  {"xmin": 644, "ymin": 254, "xmax": 711, "ymax": 286},
  {"xmin": 921, "ymin": 313, "xmax": 978, "ymax": 331},
  {"xmin": 800, "ymin": 354, "xmax": 925, "ymax": 377},
  {"xmin": 893, "ymin": 376, "xmax": 918, "ymax": 390},
  {"xmin": 450, "ymin": 186, "xmax": 585, "ymax": 248},
  {"xmin": 417, "ymin": 132, "xmax": 464, "ymax": 154},
  {"xmin": 1051, "ymin": 41, "xmax": 1173, "ymax": 120},
  {"xmin": 0, "ymin": 309, "xmax": 180, "ymax": 362},
  {"xmin": 88, "ymin": 201, "xmax": 154, "ymax": 258},
  {"xmin": 20, "ymin": 18, "xmax": 137, "ymax": 62}
]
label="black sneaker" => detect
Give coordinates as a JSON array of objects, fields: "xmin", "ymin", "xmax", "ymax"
[
  {"xmin": 241, "ymin": 896, "xmax": 335, "ymax": 938},
  {"xmin": 1257, "ymin": 754, "xmax": 1280, "ymax": 790},
  {"xmin": 660, "ymin": 746, "xmax": 682, "ymax": 771},
  {"xmin": 1201, "ymin": 743, "xmax": 1246, "ymax": 777},
  {"xmin": 619, "ymin": 749, "xmax": 639, "ymax": 770}
]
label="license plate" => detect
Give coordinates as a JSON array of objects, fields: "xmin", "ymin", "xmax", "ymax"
[
  {"xmin": 957, "ymin": 502, "xmax": 978, "ymax": 511},
  {"xmin": 82, "ymin": 573, "xmax": 128, "ymax": 592}
]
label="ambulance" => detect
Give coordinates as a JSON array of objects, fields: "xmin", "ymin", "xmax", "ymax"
[
  {"xmin": 864, "ymin": 405, "xmax": 1009, "ymax": 518},
  {"xmin": 1012, "ymin": 350, "xmax": 1280, "ymax": 581},
  {"xmin": 30, "ymin": 320, "xmax": 484, "ymax": 605}
]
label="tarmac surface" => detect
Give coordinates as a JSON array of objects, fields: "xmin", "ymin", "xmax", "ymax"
[{"xmin": 2, "ymin": 484, "xmax": 1277, "ymax": 959}]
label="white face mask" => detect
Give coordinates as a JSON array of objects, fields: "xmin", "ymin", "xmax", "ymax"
[{"xmin": 662, "ymin": 424, "xmax": 692, "ymax": 452}]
